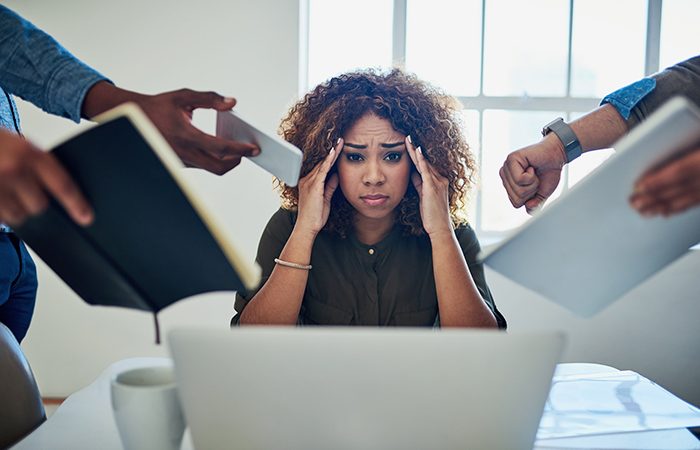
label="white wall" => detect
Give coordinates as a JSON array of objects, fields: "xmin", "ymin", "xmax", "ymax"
[
  {"xmin": 6, "ymin": 1, "xmax": 700, "ymax": 407},
  {"xmin": 7, "ymin": 0, "xmax": 300, "ymax": 396}
]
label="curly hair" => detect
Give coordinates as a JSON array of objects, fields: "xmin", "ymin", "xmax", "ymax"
[{"xmin": 277, "ymin": 68, "xmax": 477, "ymax": 237}]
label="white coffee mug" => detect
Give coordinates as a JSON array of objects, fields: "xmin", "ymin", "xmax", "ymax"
[{"xmin": 110, "ymin": 366, "xmax": 186, "ymax": 450}]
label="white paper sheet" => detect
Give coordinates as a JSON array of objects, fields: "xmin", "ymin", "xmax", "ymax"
[{"xmin": 537, "ymin": 370, "xmax": 700, "ymax": 440}]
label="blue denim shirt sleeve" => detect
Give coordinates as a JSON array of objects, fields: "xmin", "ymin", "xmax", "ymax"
[
  {"xmin": 600, "ymin": 78, "xmax": 656, "ymax": 120},
  {"xmin": 0, "ymin": 5, "xmax": 110, "ymax": 123}
]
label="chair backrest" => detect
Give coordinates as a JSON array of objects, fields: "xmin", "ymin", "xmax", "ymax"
[{"xmin": 0, "ymin": 323, "xmax": 45, "ymax": 448}]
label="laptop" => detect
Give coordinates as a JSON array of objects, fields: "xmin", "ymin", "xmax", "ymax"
[
  {"xmin": 169, "ymin": 327, "xmax": 565, "ymax": 450},
  {"xmin": 481, "ymin": 96, "xmax": 700, "ymax": 317}
]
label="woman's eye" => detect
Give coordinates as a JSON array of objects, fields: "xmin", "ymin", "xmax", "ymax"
[
  {"xmin": 346, "ymin": 153, "xmax": 363, "ymax": 162},
  {"xmin": 384, "ymin": 152, "xmax": 402, "ymax": 162}
]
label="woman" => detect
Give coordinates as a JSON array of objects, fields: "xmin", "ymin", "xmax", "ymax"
[{"xmin": 233, "ymin": 68, "xmax": 506, "ymax": 328}]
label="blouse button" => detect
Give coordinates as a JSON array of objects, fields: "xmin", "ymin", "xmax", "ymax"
[{"xmin": 368, "ymin": 248, "xmax": 375, "ymax": 255}]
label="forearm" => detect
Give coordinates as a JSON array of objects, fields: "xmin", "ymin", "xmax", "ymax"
[
  {"xmin": 81, "ymin": 81, "xmax": 147, "ymax": 119},
  {"xmin": 0, "ymin": 6, "xmax": 108, "ymax": 122},
  {"xmin": 536, "ymin": 104, "xmax": 628, "ymax": 169},
  {"xmin": 430, "ymin": 232, "xmax": 498, "ymax": 328},
  {"xmin": 569, "ymin": 104, "xmax": 629, "ymax": 152},
  {"xmin": 239, "ymin": 228, "xmax": 316, "ymax": 325}
]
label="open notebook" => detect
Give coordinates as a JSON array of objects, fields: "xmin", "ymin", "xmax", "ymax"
[
  {"xmin": 15, "ymin": 103, "xmax": 262, "ymax": 336},
  {"xmin": 481, "ymin": 96, "xmax": 700, "ymax": 316}
]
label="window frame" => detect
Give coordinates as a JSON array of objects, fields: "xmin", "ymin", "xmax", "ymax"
[{"xmin": 301, "ymin": 0, "xmax": 665, "ymax": 240}]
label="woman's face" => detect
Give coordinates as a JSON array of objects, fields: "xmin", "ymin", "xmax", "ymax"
[{"xmin": 337, "ymin": 113, "xmax": 411, "ymax": 221}]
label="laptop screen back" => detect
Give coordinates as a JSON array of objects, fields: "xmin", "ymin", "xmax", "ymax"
[{"xmin": 169, "ymin": 327, "xmax": 564, "ymax": 450}]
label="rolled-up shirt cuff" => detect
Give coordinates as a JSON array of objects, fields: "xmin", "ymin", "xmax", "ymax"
[
  {"xmin": 600, "ymin": 78, "xmax": 656, "ymax": 120},
  {"xmin": 46, "ymin": 59, "xmax": 111, "ymax": 123}
]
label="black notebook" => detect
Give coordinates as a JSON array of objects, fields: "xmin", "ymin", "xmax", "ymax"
[{"xmin": 15, "ymin": 103, "xmax": 261, "ymax": 315}]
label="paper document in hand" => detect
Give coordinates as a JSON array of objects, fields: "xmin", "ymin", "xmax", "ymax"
[
  {"xmin": 481, "ymin": 97, "xmax": 700, "ymax": 316},
  {"xmin": 537, "ymin": 370, "xmax": 700, "ymax": 440},
  {"xmin": 216, "ymin": 110, "xmax": 303, "ymax": 186}
]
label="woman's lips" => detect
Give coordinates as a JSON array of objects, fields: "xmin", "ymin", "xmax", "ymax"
[{"xmin": 361, "ymin": 194, "xmax": 389, "ymax": 206}]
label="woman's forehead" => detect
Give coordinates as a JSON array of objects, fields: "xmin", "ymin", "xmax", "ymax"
[{"xmin": 344, "ymin": 114, "xmax": 403, "ymax": 140}]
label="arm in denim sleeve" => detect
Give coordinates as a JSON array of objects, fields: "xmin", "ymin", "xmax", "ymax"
[
  {"xmin": 0, "ymin": 5, "xmax": 109, "ymax": 123},
  {"xmin": 602, "ymin": 55, "xmax": 700, "ymax": 130}
]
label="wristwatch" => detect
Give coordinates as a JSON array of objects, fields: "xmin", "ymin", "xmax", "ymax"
[{"xmin": 541, "ymin": 117, "xmax": 582, "ymax": 163}]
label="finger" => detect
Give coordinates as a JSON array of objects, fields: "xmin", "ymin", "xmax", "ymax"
[
  {"xmin": 524, "ymin": 194, "xmax": 546, "ymax": 215},
  {"xmin": 173, "ymin": 89, "xmax": 237, "ymax": 111},
  {"xmin": 405, "ymin": 135, "xmax": 419, "ymax": 169},
  {"xmin": 318, "ymin": 138, "xmax": 343, "ymax": 178},
  {"xmin": 12, "ymin": 173, "xmax": 49, "ymax": 216},
  {"xmin": 500, "ymin": 166, "xmax": 538, "ymax": 207},
  {"xmin": 411, "ymin": 171, "xmax": 423, "ymax": 195},
  {"xmin": 631, "ymin": 176, "xmax": 700, "ymax": 212},
  {"xmin": 636, "ymin": 176, "xmax": 700, "ymax": 206},
  {"xmin": 634, "ymin": 155, "xmax": 696, "ymax": 194},
  {"xmin": 500, "ymin": 166, "xmax": 526, "ymax": 208},
  {"xmin": 186, "ymin": 126, "xmax": 260, "ymax": 160},
  {"xmin": 406, "ymin": 138, "xmax": 424, "ymax": 176},
  {"xmin": 330, "ymin": 138, "xmax": 344, "ymax": 166},
  {"xmin": 34, "ymin": 153, "xmax": 93, "ymax": 225},
  {"xmin": 415, "ymin": 146, "xmax": 431, "ymax": 181},
  {"xmin": 504, "ymin": 154, "xmax": 538, "ymax": 187},
  {"xmin": 302, "ymin": 144, "xmax": 338, "ymax": 188},
  {"xmin": 324, "ymin": 173, "xmax": 339, "ymax": 202},
  {"xmin": 0, "ymin": 193, "xmax": 29, "ymax": 227},
  {"xmin": 184, "ymin": 148, "xmax": 243, "ymax": 176},
  {"xmin": 635, "ymin": 188, "xmax": 700, "ymax": 217},
  {"xmin": 665, "ymin": 191, "xmax": 700, "ymax": 216},
  {"xmin": 415, "ymin": 146, "xmax": 445, "ymax": 192}
]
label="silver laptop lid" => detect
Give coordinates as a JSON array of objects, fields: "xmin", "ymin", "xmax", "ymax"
[{"xmin": 169, "ymin": 327, "xmax": 565, "ymax": 450}]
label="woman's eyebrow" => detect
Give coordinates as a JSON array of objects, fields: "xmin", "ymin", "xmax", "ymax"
[{"xmin": 343, "ymin": 141, "xmax": 405, "ymax": 149}]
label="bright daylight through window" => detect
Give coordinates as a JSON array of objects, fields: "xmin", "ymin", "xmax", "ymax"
[{"xmin": 304, "ymin": 0, "xmax": 700, "ymax": 238}]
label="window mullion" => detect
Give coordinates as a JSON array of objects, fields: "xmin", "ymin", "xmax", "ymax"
[
  {"xmin": 563, "ymin": 0, "xmax": 575, "ymax": 193},
  {"xmin": 457, "ymin": 96, "xmax": 600, "ymax": 112},
  {"xmin": 566, "ymin": 0, "xmax": 574, "ymax": 98},
  {"xmin": 475, "ymin": 110, "xmax": 484, "ymax": 236},
  {"xmin": 476, "ymin": 0, "xmax": 487, "ymax": 233},
  {"xmin": 392, "ymin": 0, "xmax": 408, "ymax": 68},
  {"xmin": 645, "ymin": 0, "xmax": 662, "ymax": 75}
]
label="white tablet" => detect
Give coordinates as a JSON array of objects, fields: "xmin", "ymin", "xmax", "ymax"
[
  {"xmin": 480, "ymin": 96, "xmax": 700, "ymax": 317},
  {"xmin": 216, "ymin": 110, "xmax": 303, "ymax": 186}
]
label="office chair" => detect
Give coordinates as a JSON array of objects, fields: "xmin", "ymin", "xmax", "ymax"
[{"xmin": 0, "ymin": 323, "xmax": 46, "ymax": 448}]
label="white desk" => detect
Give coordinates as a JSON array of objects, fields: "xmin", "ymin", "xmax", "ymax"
[{"xmin": 14, "ymin": 358, "xmax": 700, "ymax": 450}]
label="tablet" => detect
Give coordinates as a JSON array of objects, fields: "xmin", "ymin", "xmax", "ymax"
[
  {"xmin": 216, "ymin": 110, "xmax": 303, "ymax": 186},
  {"xmin": 480, "ymin": 96, "xmax": 700, "ymax": 317}
]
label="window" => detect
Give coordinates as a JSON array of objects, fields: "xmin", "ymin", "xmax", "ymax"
[{"xmin": 303, "ymin": 0, "xmax": 695, "ymax": 238}]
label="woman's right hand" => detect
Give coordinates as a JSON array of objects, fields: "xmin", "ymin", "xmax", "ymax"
[{"xmin": 295, "ymin": 138, "xmax": 343, "ymax": 236}]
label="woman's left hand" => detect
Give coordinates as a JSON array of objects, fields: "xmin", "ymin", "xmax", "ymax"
[{"xmin": 405, "ymin": 135, "xmax": 453, "ymax": 237}]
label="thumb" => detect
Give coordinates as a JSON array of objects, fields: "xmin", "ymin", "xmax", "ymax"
[
  {"xmin": 324, "ymin": 173, "xmax": 339, "ymax": 202},
  {"xmin": 524, "ymin": 195, "xmax": 546, "ymax": 215},
  {"xmin": 175, "ymin": 89, "xmax": 237, "ymax": 110},
  {"xmin": 519, "ymin": 166, "xmax": 537, "ymax": 185}
]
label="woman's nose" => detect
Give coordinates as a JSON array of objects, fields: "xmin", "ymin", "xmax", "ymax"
[{"xmin": 362, "ymin": 160, "xmax": 386, "ymax": 185}]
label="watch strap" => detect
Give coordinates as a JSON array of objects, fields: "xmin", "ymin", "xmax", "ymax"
[{"xmin": 542, "ymin": 118, "xmax": 582, "ymax": 163}]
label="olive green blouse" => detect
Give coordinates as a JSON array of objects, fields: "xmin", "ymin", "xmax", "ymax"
[{"xmin": 232, "ymin": 208, "xmax": 506, "ymax": 328}]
